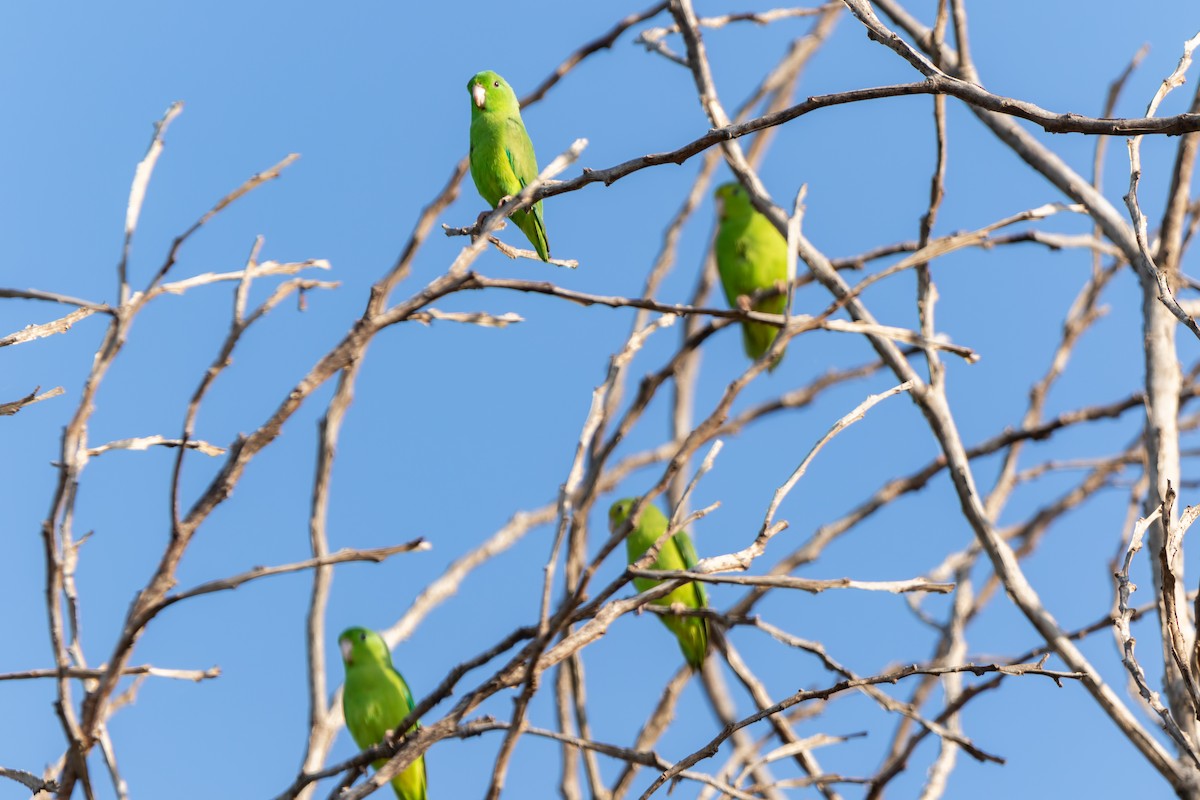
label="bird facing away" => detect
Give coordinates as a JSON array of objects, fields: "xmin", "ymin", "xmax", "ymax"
[
  {"xmin": 609, "ymin": 498, "xmax": 710, "ymax": 669},
  {"xmin": 339, "ymin": 627, "xmax": 427, "ymax": 800},
  {"xmin": 467, "ymin": 70, "xmax": 550, "ymax": 262},
  {"xmin": 714, "ymin": 182, "xmax": 789, "ymax": 370}
]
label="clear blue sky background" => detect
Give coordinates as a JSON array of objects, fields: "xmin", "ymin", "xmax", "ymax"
[{"xmin": 2, "ymin": 2, "xmax": 1199, "ymax": 798}]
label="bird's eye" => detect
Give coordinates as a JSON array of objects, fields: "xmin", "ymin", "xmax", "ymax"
[
  {"xmin": 359, "ymin": 632, "xmax": 366, "ymax": 641},
  {"xmin": 493, "ymin": 80, "xmax": 500, "ymax": 88}
]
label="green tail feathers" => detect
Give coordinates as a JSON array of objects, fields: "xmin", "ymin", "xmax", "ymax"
[
  {"xmin": 515, "ymin": 205, "xmax": 550, "ymax": 262},
  {"xmin": 664, "ymin": 613, "xmax": 710, "ymax": 670},
  {"xmin": 741, "ymin": 320, "xmax": 784, "ymax": 370}
]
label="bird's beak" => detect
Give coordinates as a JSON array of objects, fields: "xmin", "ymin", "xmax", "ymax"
[
  {"xmin": 472, "ymin": 83, "xmax": 487, "ymax": 109},
  {"xmin": 339, "ymin": 638, "xmax": 353, "ymax": 665}
]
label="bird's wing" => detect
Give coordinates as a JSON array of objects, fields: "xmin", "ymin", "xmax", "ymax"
[
  {"xmin": 504, "ymin": 117, "xmax": 539, "ymax": 189},
  {"xmin": 504, "ymin": 117, "xmax": 549, "ymax": 242},
  {"xmin": 669, "ymin": 530, "xmax": 708, "ymax": 608},
  {"xmin": 388, "ymin": 667, "xmax": 419, "ymax": 727}
]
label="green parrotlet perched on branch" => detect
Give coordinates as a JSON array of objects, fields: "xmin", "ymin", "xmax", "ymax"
[
  {"xmin": 609, "ymin": 498, "xmax": 710, "ymax": 669},
  {"xmin": 714, "ymin": 182, "xmax": 789, "ymax": 370},
  {"xmin": 339, "ymin": 627, "xmax": 427, "ymax": 800},
  {"xmin": 467, "ymin": 70, "xmax": 550, "ymax": 261}
]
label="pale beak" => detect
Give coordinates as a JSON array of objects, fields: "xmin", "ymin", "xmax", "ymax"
[
  {"xmin": 340, "ymin": 638, "xmax": 353, "ymax": 664},
  {"xmin": 472, "ymin": 83, "xmax": 487, "ymax": 109}
]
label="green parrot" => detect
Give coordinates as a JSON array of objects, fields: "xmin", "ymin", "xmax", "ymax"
[
  {"xmin": 467, "ymin": 70, "xmax": 550, "ymax": 262},
  {"xmin": 714, "ymin": 182, "xmax": 789, "ymax": 370},
  {"xmin": 609, "ymin": 498, "xmax": 710, "ymax": 669},
  {"xmin": 339, "ymin": 627, "xmax": 427, "ymax": 800}
]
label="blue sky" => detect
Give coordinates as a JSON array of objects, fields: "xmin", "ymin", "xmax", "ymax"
[{"xmin": 3, "ymin": 2, "xmax": 1200, "ymax": 798}]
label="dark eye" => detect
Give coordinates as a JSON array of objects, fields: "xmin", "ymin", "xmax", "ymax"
[
  {"xmin": 359, "ymin": 632, "xmax": 366, "ymax": 641},
  {"xmin": 493, "ymin": 80, "xmax": 500, "ymax": 88}
]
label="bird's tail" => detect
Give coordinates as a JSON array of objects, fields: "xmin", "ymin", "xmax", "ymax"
[
  {"xmin": 741, "ymin": 321, "xmax": 784, "ymax": 371},
  {"xmin": 518, "ymin": 203, "xmax": 551, "ymax": 262},
  {"xmin": 388, "ymin": 754, "xmax": 427, "ymax": 800},
  {"xmin": 666, "ymin": 615, "xmax": 710, "ymax": 670}
]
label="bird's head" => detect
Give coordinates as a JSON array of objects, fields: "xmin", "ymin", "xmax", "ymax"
[
  {"xmin": 608, "ymin": 498, "xmax": 638, "ymax": 532},
  {"xmin": 714, "ymin": 182, "xmax": 750, "ymax": 218},
  {"xmin": 338, "ymin": 626, "xmax": 390, "ymax": 668},
  {"xmin": 468, "ymin": 70, "xmax": 519, "ymax": 115}
]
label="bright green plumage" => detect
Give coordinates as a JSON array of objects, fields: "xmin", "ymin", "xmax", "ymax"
[
  {"xmin": 714, "ymin": 182, "xmax": 788, "ymax": 369},
  {"xmin": 609, "ymin": 498, "xmax": 710, "ymax": 669},
  {"xmin": 467, "ymin": 70, "xmax": 550, "ymax": 262},
  {"xmin": 339, "ymin": 627, "xmax": 427, "ymax": 800}
]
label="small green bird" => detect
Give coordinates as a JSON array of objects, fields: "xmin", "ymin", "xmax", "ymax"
[
  {"xmin": 339, "ymin": 627, "xmax": 427, "ymax": 800},
  {"xmin": 609, "ymin": 498, "xmax": 710, "ymax": 669},
  {"xmin": 467, "ymin": 70, "xmax": 550, "ymax": 262},
  {"xmin": 714, "ymin": 182, "xmax": 789, "ymax": 370}
]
